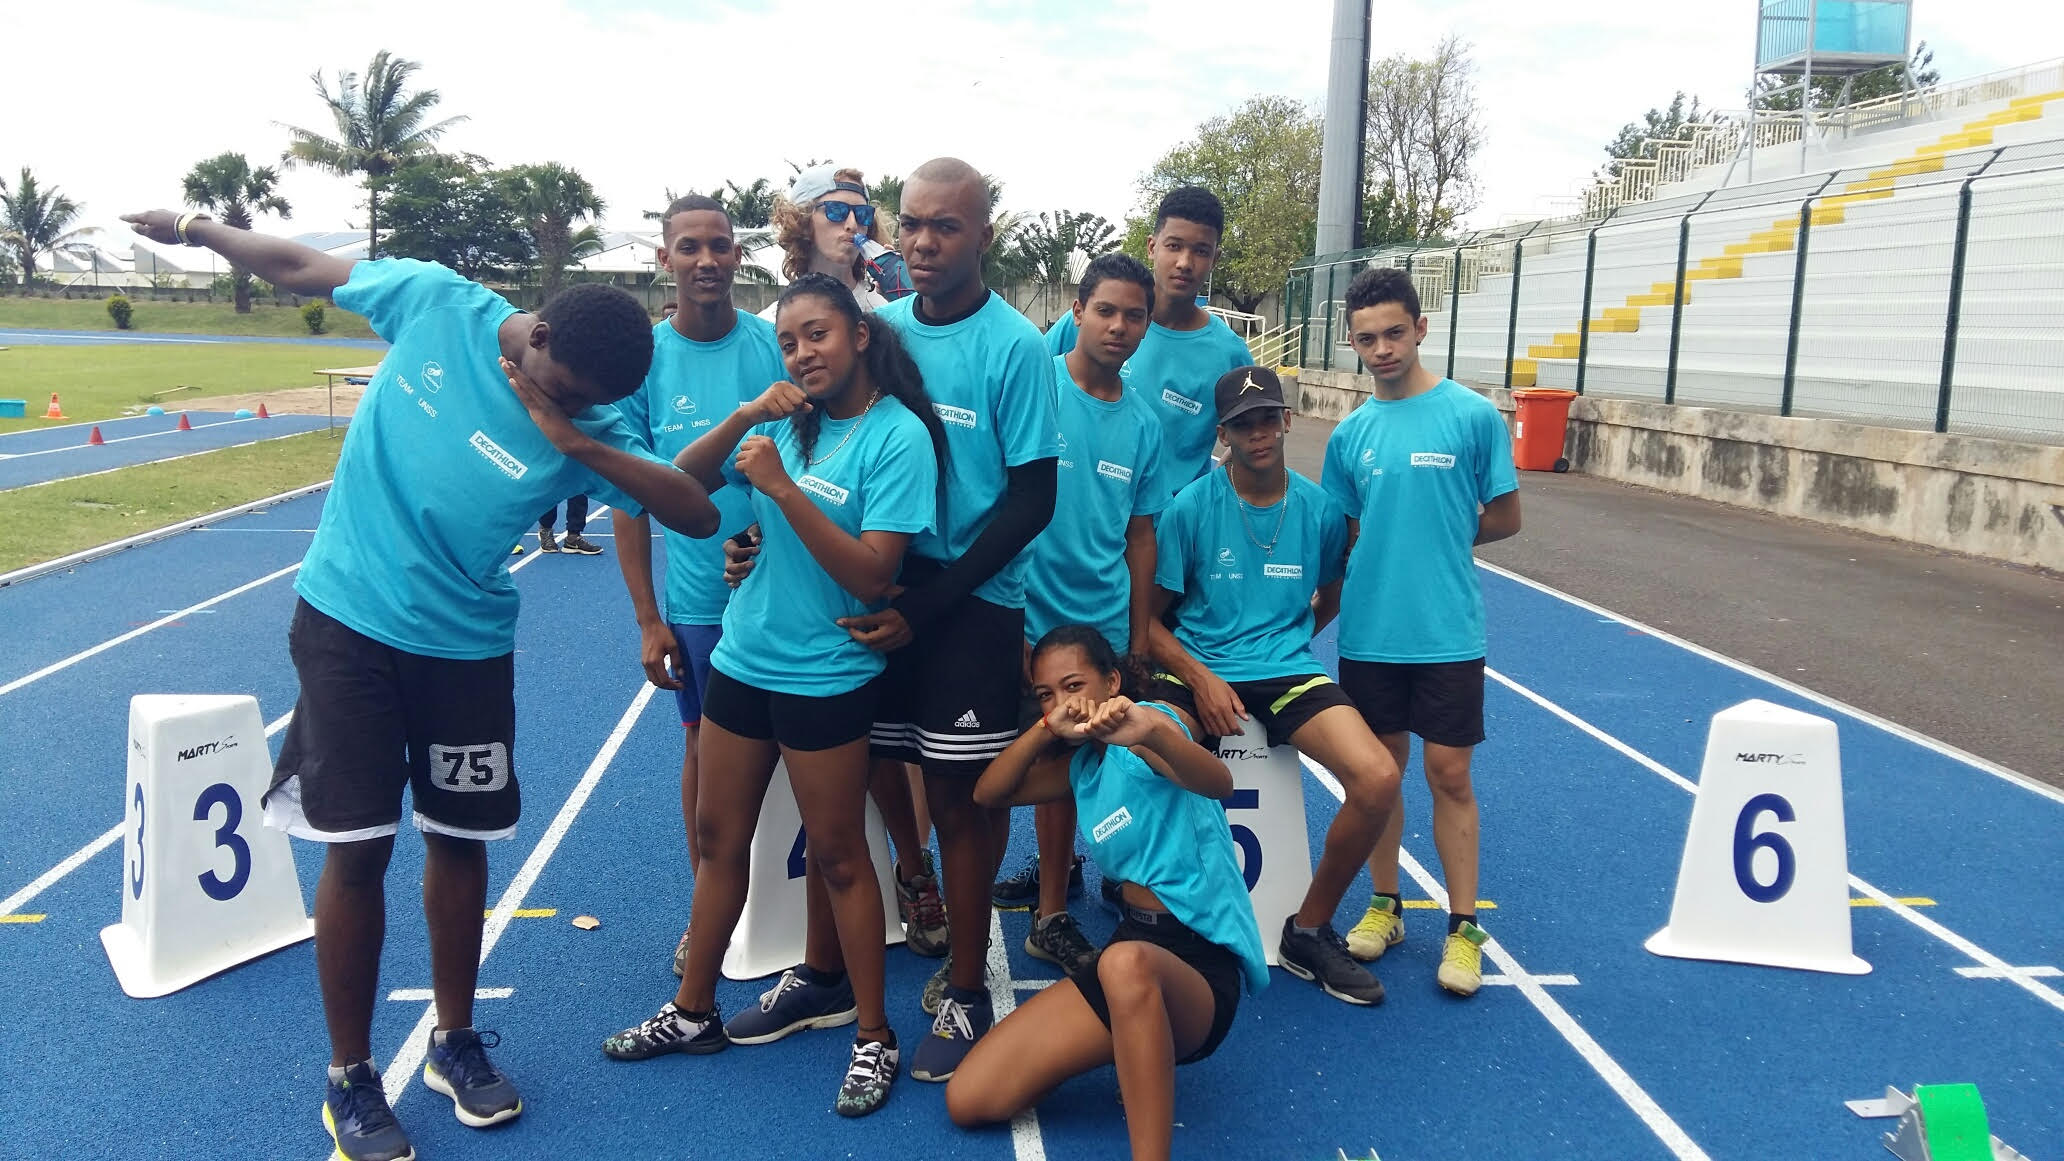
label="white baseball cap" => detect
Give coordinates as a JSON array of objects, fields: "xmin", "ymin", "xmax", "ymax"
[{"xmin": 787, "ymin": 163, "xmax": 868, "ymax": 205}]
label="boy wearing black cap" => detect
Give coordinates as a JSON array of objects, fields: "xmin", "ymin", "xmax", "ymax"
[{"xmin": 1144, "ymin": 366, "xmax": 1404, "ymax": 1006}]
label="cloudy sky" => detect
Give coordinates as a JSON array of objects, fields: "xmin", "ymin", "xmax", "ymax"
[{"xmin": 8, "ymin": 0, "xmax": 2059, "ymax": 246}]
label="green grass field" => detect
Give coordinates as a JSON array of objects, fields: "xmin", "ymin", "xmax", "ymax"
[
  {"xmin": 0, "ymin": 343, "xmax": 377, "ymax": 432},
  {"xmin": 0, "ymin": 295, "xmax": 375, "ymax": 339},
  {"xmin": 0, "ymin": 430, "xmax": 340, "ymax": 574}
]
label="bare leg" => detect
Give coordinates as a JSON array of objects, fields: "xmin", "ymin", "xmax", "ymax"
[
  {"xmin": 946, "ymin": 979, "xmax": 1112, "ymax": 1126},
  {"xmin": 680, "ymin": 723, "xmax": 701, "ymax": 874},
  {"xmin": 869, "ymin": 760, "xmax": 926, "ymax": 881},
  {"xmin": 905, "ymin": 764, "xmax": 932, "ymax": 852},
  {"xmin": 1097, "ymin": 940, "xmax": 1220, "ymax": 1161},
  {"xmin": 316, "ymin": 836, "xmax": 395, "ymax": 1065},
  {"xmin": 675, "ymin": 722, "xmax": 779, "ymax": 1012},
  {"xmin": 1363, "ymin": 732, "xmax": 1413, "ymax": 895},
  {"xmin": 423, "ymin": 831, "xmax": 489, "ymax": 1033},
  {"xmin": 1422, "ymin": 742, "xmax": 1480, "ymax": 914},
  {"xmin": 788, "ymin": 739, "xmax": 889, "ymax": 1039},
  {"xmin": 1291, "ymin": 706, "xmax": 1402, "ymax": 927},
  {"xmin": 927, "ymin": 771, "xmax": 1002, "ymax": 991},
  {"xmin": 1034, "ymin": 798, "xmax": 1077, "ymax": 918}
]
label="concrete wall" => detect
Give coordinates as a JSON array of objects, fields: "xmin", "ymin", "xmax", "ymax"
[{"xmin": 1295, "ymin": 369, "xmax": 2064, "ymax": 573}]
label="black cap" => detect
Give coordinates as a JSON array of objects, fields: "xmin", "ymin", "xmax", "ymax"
[{"xmin": 1214, "ymin": 365, "xmax": 1287, "ymax": 423}]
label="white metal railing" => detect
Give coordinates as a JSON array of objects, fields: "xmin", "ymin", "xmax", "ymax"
[
  {"xmin": 1249, "ymin": 323, "xmax": 1303, "ymax": 368},
  {"xmin": 1205, "ymin": 304, "xmax": 1266, "ymax": 338}
]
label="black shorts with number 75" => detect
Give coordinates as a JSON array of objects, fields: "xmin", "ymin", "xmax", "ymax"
[{"xmin": 264, "ymin": 598, "xmax": 521, "ymax": 842}]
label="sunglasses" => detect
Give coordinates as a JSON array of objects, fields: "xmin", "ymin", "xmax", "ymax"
[{"xmin": 817, "ymin": 201, "xmax": 876, "ymax": 228}]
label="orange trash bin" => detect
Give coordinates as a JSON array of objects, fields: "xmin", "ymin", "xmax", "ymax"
[{"xmin": 1511, "ymin": 388, "xmax": 1577, "ymax": 472}]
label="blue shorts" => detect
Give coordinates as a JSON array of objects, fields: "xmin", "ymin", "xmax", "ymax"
[{"xmin": 670, "ymin": 623, "xmax": 723, "ymax": 726}]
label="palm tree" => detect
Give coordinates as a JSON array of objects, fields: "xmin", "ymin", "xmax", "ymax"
[
  {"xmin": 279, "ymin": 50, "xmax": 465, "ymax": 259},
  {"xmin": 1015, "ymin": 211, "xmax": 1119, "ymax": 287},
  {"xmin": 501, "ymin": 163, "xmax": 606, "ymax": 301},
  {"xmin": 182, "ymin": 153, "xmax": 292, "ymax": 313},
  {"xmin": 980, "ymin": 176, "xmax": 1034, "ymax": 287},
  {"xmin": 0, "ymin": 168, "xmax": 95, "ymax": 295},
  {"xmin": 709, "ymin": 178, "xmax": 776, "ymax": 229}
]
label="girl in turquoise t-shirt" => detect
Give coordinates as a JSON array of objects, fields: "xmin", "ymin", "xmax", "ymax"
[
  {"xmin": 953, "ymin": 625, "xmax": 1265, "ymax": 1161},
  {"xmin": 602, "ymin": 274, "xmax": 948, "ymax": 1119}
]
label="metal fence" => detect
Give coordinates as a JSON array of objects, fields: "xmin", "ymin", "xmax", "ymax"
[{"xmin": 1283, "ymin": 138, "xmax": 2064, "ymax": 445}]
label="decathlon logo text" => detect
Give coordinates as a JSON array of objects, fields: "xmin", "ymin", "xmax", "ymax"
[
  {"xmin": 1092, "ymin": 806, "xmax": 1133, "ymax": 843},
  {"xmin": 1410, "ymin": 452, "xmax": 1456, "ymax": 469},
  {"xmin": 469, "ymin": 432, "xmax": 529, "ymax": 480},
  {"xmin": 799, "ymin": 475, "xmax": 850, "ymax": 506},
  {"xmin": 1161, "ymin": 389, "xmax": 1204, "ymax": 415}
]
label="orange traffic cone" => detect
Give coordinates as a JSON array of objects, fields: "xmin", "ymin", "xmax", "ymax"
[
  {"xmin": 43, "ymin": 393, "xmax": 66, "ymax": 420},
  {"xmin": 256, "ymin": 403, "xmax": 271, "ymax": 419},
  {"xmin": 88, "ymin": 425, "xmax": 105, "ymax": 446},
  {"xmin": 177, "ymin": 412, "xmax": 192, "ymax": 431}
]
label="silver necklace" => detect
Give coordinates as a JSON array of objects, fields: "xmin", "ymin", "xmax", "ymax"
[
  {"xmin": 805, "ymin": 389, "xmax": 881, "ymax": 467},
  {"xmin": 1232, "ymin": 473, "xmax": 1290, "ymax": 557}
]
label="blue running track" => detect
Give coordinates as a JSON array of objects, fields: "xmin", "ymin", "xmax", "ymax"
[{"xmin": 0, "ymin": 413, "xmax": 343, "ymax": 491}]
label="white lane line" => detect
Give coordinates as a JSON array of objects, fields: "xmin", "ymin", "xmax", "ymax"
[
  {"xmin": 1484, "ymin": 665, "xmax": 2064, "ymax": 1015},
  {"xmin": 1303, "ymin": 758, "xmax": 1712, "ymax": 1161},
  {"xmin": 0, "ymin": 417, "xmax": 257, "ymax": 460},
  {"xmin": 387, "ymin": 987, "xmax": 515, "ymax": 1002},
  {"xmin": 1955, "ymin": 965, "xmax": 2062, "ymax": 980},
  {"xmin": 507, "ymin": 505, "xmax": 612, "ymax": 572},
  {"xmin": 0, "ymin": 562, "xmax": 301, "ymax": 698},
  {"xmin": 0, "ymin": 480, "xmax": 330, "ymax": 590},
  {"xmin": 0, "ymin": 709, "xmax": 296, "ymax": 918},
  {"xmin": 1477, "ymin": 559, "xmax": 2064, "ymax": 806},
  {"xmin": 985, "ymin": 906, "xmax": 1047, "ymax": 1161},
  {"xmin": 379, "ymin": 680, "xmax": 658, "ymax": 1108}
]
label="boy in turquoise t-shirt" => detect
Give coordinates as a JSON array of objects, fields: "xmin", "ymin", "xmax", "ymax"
[
  {"xmin": 1147, "ymin": 366, "xmax": 1403, "ymax": 1007},
  {"xmin": 1044, "ymin": 186, "xmax": 1253, "ymax": 489},
  {"xmin": 1321, "ymin": 267, "xmax": 1522, "ymax": 998},
  {"xmin": 1004, "ymin": 253, "xmax": 1166, "ymax": 973}
]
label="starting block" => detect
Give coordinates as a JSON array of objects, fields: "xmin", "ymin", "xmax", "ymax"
[
  {"xmin": 1215, "ymin": 718, "xmax": 1314, "ymax": 966},
  {"xmin": 1848, "ymin": 1084, "xmax": 2030, "ymax": 1161},
  {"xmin": 1647, "ymin": 699, "xmax": 1868, "ymax": 974},
  {"xmin": 722, "ymin": 761, "xmax": 904, "ymax": 981},
  {"xmin": 101, "ymin": 695, "xmax": 313, "ymax": 998}
]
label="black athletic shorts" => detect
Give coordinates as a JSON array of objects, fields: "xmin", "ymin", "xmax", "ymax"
[
  {"xmin": 1073, "ymin": 903, "xmax": 1243, "ymax": 1065},
  {"xmin": 870, "ymin": 558, "xmax": 1024, "ymax": 774},
  {"xmin": 1150, "ymin": 672, "xmax": 1355, "ymax": 748},
  {"xmin": 1338, "ymin": 657, "xmax": 1488, "ymax": 748},
  {"xmin": 702, "ymin": 667, "xmax": 878, "ymax": 752},
  {"xmin": 265, "ymin": 598, "xmax": 520, "ymax": 842}
]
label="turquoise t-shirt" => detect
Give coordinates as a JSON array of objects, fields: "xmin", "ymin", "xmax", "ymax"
[
  {"xmin": 1320, "ymin": 379, "xmax": 1519, "ymax": 663},
  {"xmin": 879, "ymin": 292, "xmax": 1059, "ymax": 610},
  {"xmin": 1069, "ymin": 702, "xmax": 1269, "ymax": 996},
  {"xmin": 1021, "ymin": 355, "xmax": 1169, "ymax": 654},
  {"xmin": 299, "ymin": 258, "xmax": 671, "ymax": 660},
  {"xmin": 710, "ymin": 398, "xmax": 938, "ymax": 697},
  {"xmin": 1045, "ymin": 310, "xmax": 1253, "ymax": 489},
  {"xmin": 1155, "ymin": 468, "xmax": 1348, "ymax": 683},
  {"xmin": 614, "ymin": 313, "xmax": 786, "ymax": 626}
]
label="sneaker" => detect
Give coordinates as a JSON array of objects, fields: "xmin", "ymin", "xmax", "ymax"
[
  {"xmin": 537, "ymin": 528, "xmax": 560, "ymax": 553},
  {"xmin": 991, "ymin": 854, "xmax": 1085, "ymax": 910},
  {"xmin": 561, "ymin": 532, "xmax": 604, "ymax": 555},
  {"xmin": 910, "ymin": 989, "xmax": 992, "ymax": 1082},
  {"xmin": 897, "ymin": 852, "xmax": 951, "ymax": 958},
  {"xmin": 1438, "ymin": 921, "xmax": 1490, "ymax": 997},
  {"xmin": 834, "ymin": 1037, "xmax": 900, "ymax": 1117},
  {"xmin": 422, "ymin": 1028, "xmax": 522, "ymax": 1129},
  {"xmin": 724, "ymin": 967, "xmax": 858, "ymax": 1045},
  {"xmin": 670, "ymin": 926, "xmax": 691, "ymax": 978},
  {"xmin": 323, "ymin": 1060, "xmax": 415, "ymax": 1161},
  {"xmin": 1024, "ymin": 912, "xmax": 1099, "ymax": 980},
  {"xmin": 1278, "ymin": 917, "xmax": 1387, "ymax": 1006},
  {"xmin": 601, "ymin": 1001, "xmax": 728, "ymax": 1060},
  {"xmin": 1346, "ymin": 897, "xmax": 1405, "ymax": 962},
  {"xmin": 920, "ymin": 956, "xmax": 952, "ymax": 1017}
]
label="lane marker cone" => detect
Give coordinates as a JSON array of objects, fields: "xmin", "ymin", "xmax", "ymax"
[
  {"xmin": 44, "ymin": 393, "xmax": 67, "ymax": 420},
  {"xmin": 176, "ymin": 413, "xmax": 192, "ymax": 431},
  {"xmin": 256, "ymin": 403, "xmax": 270, "ymax": 419},
  {"xmin": 88, "ymin": 426, "xmax": 105, "ymax": 446}
]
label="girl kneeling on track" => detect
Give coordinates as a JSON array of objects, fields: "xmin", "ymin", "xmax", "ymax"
[
  {"xmin": 951, "ymin": 624, "xmax": 1267, "ymax": 1161},
  {"xmin": 600, "ymin": 273, "xmax": 948, "ymax": 1118}
]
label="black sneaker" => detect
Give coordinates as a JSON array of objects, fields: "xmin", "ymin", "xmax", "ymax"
[
  {"xmin": 834, "ymin": 1037, "xmax": 900, "ymax": 1117},
  {"xmin": 323, "ymin": 1060, "xmax": 415, "ymax": 1161},
  {"xmin": 1024, "ymin": 912, "xmax": 1100, "ymax": 980},
  {"xmin": 537, "ymin": 528, "xmax": 560, "ymax": 553},
  {"xmin": 422, "ymin": 1028, "xmax": 522, "ymax": 1128},
  {"xmin": 561, "ymin": 532, "xmax": 604, "ymax": 555},
  {"xmin": 1278, "ymin": 917, "xmax": 1387, "ymax": 1006},
  {"xmin": 601, "ymin": 1002, "xmax": 728, "ymax": 1060},
  {"xmin": 910, "ymin": 988, "xmax": 992, "ymax": 1082},
  {"xmin": 991, "ymin": 854, "xmax": 1084, "ymax": 910}
]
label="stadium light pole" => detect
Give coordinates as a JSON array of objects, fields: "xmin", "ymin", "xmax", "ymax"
[{"xmin": 1314, "ymin": 0, "xmax": 1373, "ymax": 258}]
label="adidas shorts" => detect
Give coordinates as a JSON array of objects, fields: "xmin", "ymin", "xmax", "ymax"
[{"xmin": 870, "ymin": 591, "xmax": 1024, "ymax": 775}]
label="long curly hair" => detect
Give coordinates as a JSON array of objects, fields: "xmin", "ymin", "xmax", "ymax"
[{"xmin": 770, "ymin": 167, "xmax": 888, "ymax": 283}]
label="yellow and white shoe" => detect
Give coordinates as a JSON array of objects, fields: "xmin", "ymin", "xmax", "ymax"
[
  {"xmin": 1345, "ymin": 897, "xmax": 1404, "ymax": 962},
  {"xmin": 1437, "ymin": 921, "xmax": 1489, "ymax": 996}
]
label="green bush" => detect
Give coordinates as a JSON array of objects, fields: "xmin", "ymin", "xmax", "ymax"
[
  {"xmin": 106, "ymin": 294, "xmax": 134, "ymax": 330},
  {"xmin": 301, "ymin": 301, "xmax": 327, "ymax": 335}
]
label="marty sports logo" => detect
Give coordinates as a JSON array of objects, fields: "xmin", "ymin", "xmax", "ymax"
[{"xmin": 421, "ymin": 361, "xmax": 444, "ymax": 394}]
